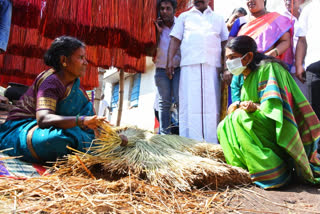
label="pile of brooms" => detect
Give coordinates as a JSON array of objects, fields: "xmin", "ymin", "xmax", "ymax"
[{"xmin": 0, "ymin": 123, "xmax": 252, "ymax": 213}]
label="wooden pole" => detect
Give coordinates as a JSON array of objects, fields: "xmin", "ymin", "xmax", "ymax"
[{"xmin": 116, "ymin": 69, "xmax": 124, "ymax": 126}]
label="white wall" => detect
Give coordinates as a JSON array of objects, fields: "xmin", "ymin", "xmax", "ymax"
[{"xmin": 103, "ymin": 57, "xmax": 157, "ymax": 131}]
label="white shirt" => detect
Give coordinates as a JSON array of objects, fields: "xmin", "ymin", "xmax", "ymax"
[
  {"xmin": 281, "ymin": 10, "xmax": 306, "ymax": 50},
  {"xmin": 170, "ymin": 6, "xmax": 228, "ymax": 67},
  {"xmin": 155, "ymin": 17, "xmax": 181, "ymax": 69},
  {"xmin": 299, "ymin": 0, "xmax": 320, "ymax": 67},
  {"xmin": 280, "ymin": 10, "xmax": 306, "ymax": 73},
  {"xmin": 98, "ymin": 100, "xmax": 109, "ymax": 116}
]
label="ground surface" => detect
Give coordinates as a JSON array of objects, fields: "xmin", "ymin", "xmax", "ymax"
[
  {"xmin": 1, "ymin": 109, "xmax": 320, "ymax": 213},
  {"xmin": 228, "ymin": 183, "xmax": 320, "ymax": 214}
]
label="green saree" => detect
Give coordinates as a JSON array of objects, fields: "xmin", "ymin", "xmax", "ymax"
[{"xmin": 217, "ymin": 61, "xmax": 320, "ymax": 189}]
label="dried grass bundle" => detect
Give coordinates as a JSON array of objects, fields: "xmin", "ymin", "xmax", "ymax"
[
  {"xmin": 55, "ymin": 123, "xmax": 251, "ymax": 191},
  {"xmin": 0, "ymin": 175, "xmax": 244, "ymax": 213},
  {"xmin": 190, "ymin": 142, "xmax": 226, "ymax": 162}
]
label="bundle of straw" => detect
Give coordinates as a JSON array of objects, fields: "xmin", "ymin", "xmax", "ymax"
[
  {"xmin": 55, "ymin": 123, "xmax": 251, "ymax": 191},
  {"xmin": 189, "ymin": 142, "xmax": 226, "ymax": 163},
  {"xmin": 0, "ymin": 174, "xmax": 247, "ymax": 213}
]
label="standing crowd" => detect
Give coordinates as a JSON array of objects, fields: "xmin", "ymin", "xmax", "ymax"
[{"xmin": 154, "ymin": 0, "xmax": 320, "ymax": 189}]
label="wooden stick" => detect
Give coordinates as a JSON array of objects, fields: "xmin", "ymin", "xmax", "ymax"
[{"xmin": 75, "ymin": 154, "xmax": 96, "ymax": 180}]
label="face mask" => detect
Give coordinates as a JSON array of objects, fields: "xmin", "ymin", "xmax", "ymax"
[{"xmin": 226, "ymin": 54, "xmax": 247, "ymax": 76}]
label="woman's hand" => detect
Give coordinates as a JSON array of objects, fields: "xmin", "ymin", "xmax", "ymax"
[
  {"xmin": 239, "ymin": 101, "xmax": 258, "ymax": 113},
  {"xmin": 227, "ymin": 102, "xmax": 239, "ymax": 115},
  {"xmin": 265, "ymin": 32, "xmax": 290, "ymax": 58},
  {"xmin": 83, "ymin": 115, "xmax": 109, "ymax": 130},
  {"xmin": 226, "ymin": 14, "xmax": 238, "ymax": 30},
  {"xmin": 0, "ymin": 95, "xmax": 8, "ymax": 104}
]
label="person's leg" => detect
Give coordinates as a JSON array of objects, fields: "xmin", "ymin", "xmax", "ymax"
[
  {"xmin": 202, "ymin": 64, "xmax": 220, "ymax": 144},
  {"xmin": 0, "ymin": 0, "xmax": 12, "ymax": 52},
  {"xmin": 171, "ymin": 67, "xmax": 180, "ymax": 134},
  {"xmin": 306, "ymin": 71, "xmax": 320, "ymax": 153},
  {"xmin": 306, "ymin": 71, "xmax": 313, "ymax": 105},
  {"xmin": 172, "ymin": 67, "xmax": 180, "ymax": 108},
  {"xmin": 291, "ymin": 73, "xmax": 309, "ymax": 101},
  {"xmin": 154, "ymin": 68, "xmax": 172, "ymax": 134},
  {"xmin": 179, "ymin": 65, "xmax": 205, "ymax": 141},
  {"xmin": 311, "ymin": 73, "xmax": 320, "ymax": 120}
]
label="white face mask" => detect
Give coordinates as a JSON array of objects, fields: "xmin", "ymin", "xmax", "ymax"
[{"xmin": 226, "ymin": 54, "xmax": 247, "ymax": 76}]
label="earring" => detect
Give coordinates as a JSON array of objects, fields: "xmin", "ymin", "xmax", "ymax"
[{"xmin": 62, "ymin": 62, "xmax": 67, "ymax": 67}]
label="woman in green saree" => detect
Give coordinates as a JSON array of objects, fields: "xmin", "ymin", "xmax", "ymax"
[
  {"xmin": 218, "ymin": 36, "xmax": 320, "ymax": 189},
  {"xmin": 0, "ymin": 36, "xmax": 107, "ymax": 163}
]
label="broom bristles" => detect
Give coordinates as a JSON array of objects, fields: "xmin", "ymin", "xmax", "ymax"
[{"xmin": 54, "ymin": 123, "xmax": 251, "ymax": 191}]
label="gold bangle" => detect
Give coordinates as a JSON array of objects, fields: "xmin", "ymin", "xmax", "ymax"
[{"xmin": 274, "ymin": 48, "xmax": 279, "ymax": 57}]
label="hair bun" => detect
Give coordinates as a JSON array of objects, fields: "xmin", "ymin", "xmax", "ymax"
[{"xmin": 44, "ymin": 50, "xmax": 54, "ymax": 67}]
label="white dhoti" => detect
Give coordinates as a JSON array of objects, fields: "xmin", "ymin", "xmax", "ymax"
[{"xmin": 179, "ymin": 63, "xmax": 220, "ymax": 143}]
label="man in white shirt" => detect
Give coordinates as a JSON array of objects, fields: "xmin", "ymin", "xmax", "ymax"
[
  {"xmin": 167, "ymin": 0, "xmax": 229, "ymax": 143},
  {"xmin": 281, "ymin": 0, "xmax": 308, "ymax": 98},
  {"xmin": 98, "ymin": 94, "xmax": 110, "ymax": 117},
  {"xmin": 299, "ymin": 0, "xmax": 320, "ymax": 119},
  {"xmin": 154, "ymin": 0, "xmax": 181, "ymax": 135}
]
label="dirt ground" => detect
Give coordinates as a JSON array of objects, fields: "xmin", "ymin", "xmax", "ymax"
[
  {"xmin": 228, "ymin": 183, "xmax": 320, "ymax": 214},
  {"xmin": 1, "ymin": 109, "xmax": 320, "ymax": 213}
]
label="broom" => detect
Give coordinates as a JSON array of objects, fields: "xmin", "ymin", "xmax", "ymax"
[{"xmin": 55, "ymin": 122, "xmax": 251, "ymax": 190}]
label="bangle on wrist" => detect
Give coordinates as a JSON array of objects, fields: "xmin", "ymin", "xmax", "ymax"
[
  {"xmin": 79, "ymin": 116, "xmax": 87, "ymax": 130},
  {"xmin": 274, "ymin": 48, "xmax": 279, "ymax": 57},
  {"xmin": 80, "ymin": 116, "xmax": 84, "ymax": 128},
  {"xmin": 75, "ymin": 114, "xmax": 80, "ymax": 126}
]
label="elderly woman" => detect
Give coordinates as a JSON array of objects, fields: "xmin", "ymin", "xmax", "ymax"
[
  {"xmin": 0, "ymin": 36, "xmax": 106, "ymax": 163},
  {"xmin": 218, "ymin": 36, "xmax": 320, "ymax": 189}
]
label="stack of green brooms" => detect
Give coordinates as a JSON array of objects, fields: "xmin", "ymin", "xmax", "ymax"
[{"xmin": 54, "ymin": 122, "xmax": 251, "ymax": 191}]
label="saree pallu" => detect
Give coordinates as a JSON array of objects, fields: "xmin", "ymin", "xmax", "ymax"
[
  {"xmin": 218, "ymin": 62, "xmax": 320, "ymax": 189},
  {"xmin": 0, "ymin": 78, "xmax": 95, "ymax": 163},
  {"xmin": 238, "ymin": 12, "xmax": 294, "ymax": 66}
]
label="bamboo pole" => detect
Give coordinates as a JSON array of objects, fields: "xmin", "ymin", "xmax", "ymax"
[{"xmin": 116, "ymin": 69, "xmax": 124, "ymax": 126}]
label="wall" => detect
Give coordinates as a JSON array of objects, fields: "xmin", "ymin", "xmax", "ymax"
[{"xmin": 102, "ymin": 57, "xmax": 157, "ymax": 131}]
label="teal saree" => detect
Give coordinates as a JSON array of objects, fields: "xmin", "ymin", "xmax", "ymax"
[{"xmin": 0, "ymin": 73, "xmax": 95, "ymax": 163}]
